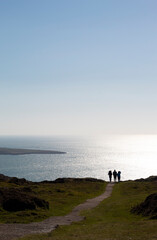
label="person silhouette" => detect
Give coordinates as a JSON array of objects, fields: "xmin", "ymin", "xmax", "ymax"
[
  {"xmin": 113, "ymin": 170, "xmax": 117, "ymax": 182},
  {"xmin": 108, "ymin": 170, "xmax": 112, "ymax": 182},
  {"xmin": 117, "ymin": 171, "xmax": 121, "ymax": 182}
]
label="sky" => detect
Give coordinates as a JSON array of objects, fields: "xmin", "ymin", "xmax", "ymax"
[{"xmin": 0, "ymin": 0, "xmax": 157, "ymax": 136}]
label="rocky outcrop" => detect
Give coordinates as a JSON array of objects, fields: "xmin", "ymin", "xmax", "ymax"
[
  {"xmin": 50, "ymin": 177, "xmax": 104, "ymax": 184},
  {"xmin": 131, "ymin": 193, "xmax": 157, "ymax": 219},
  {"xmin": 0, "ymin": 188, "xmax": 49, "ymax": 212},
  {"xmin": 135, "ymin": 176, "xmax": 157, "ymax": 182},
  {"xmin": 0, "ymin": 174, "xmax": 31, "ymax": 185}
]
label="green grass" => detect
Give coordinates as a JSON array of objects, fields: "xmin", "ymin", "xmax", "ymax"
[
  {"xmin": 0, "ymin": 179, "xmax": 106, "ymax": 223},
  {"xmin": 20, "ymin": 180, "xmax": 157, "ymax": 240}
]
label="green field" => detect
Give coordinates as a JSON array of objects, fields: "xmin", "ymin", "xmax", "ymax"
[
  {"xmin": 20, "ymin": 180, "xmax": 157, "ymax": 240},
  {"xmin": 0, "ymin": 178, "xmax": 105, "ymax": 223}
]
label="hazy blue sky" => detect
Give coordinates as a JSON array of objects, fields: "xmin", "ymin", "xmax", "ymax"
[{"xmin": 0, "ymin": 0, "xmax": 157, "ymax": 136}]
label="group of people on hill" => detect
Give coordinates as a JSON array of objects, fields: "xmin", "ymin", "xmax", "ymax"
[{"xmin": 108, "ymin": 170, "xmax": 121, "ymax": 182}]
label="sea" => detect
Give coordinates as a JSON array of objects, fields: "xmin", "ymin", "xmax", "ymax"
[{"xmin": 0, "ymin": 135, "xmax": 156, "ymax": 182}]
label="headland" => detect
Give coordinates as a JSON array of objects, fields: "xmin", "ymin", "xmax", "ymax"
[{"xmin": 0, "ymin": 147, "xmax": 66, "ymax": 155}]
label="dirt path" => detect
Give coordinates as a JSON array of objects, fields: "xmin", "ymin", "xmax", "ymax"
[{"xmin": 0, "ymin": 183, "xmax": 114, "ymax": 240}]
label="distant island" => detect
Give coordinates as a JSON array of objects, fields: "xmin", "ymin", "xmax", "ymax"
[{"xmin": 0, "ymin": 147, "xmax": 66, "ymax": 155}]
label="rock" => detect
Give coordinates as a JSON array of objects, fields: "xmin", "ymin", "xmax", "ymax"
[
  {"xmin": 135, "ymin": 176, "xmax": 157, "ymax": 182},
  {"xmin": 0, "ymin": 188, "xmax": 49, "ymax": 212},
  {"xmin": 131, "ymin": 193, "xmax": 157, "ymax": 219},
  {"xmin": 52, "ymin": 177, "xmax": 104, "ymax": 183},
  {"xmin": 0, "ymin": 174, "xmax": 32, "ymax": 185},
  {"xmin": 8, "ymin": 177, "xmax": 29, "ymax": 185}
]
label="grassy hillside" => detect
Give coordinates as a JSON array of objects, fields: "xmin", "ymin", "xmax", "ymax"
[
  {"xmin": 0, "ymin": 177, "xmax": 105, "ymax": 223},
  {"xmin": 20, "ymin": 180, "xmax": 157, "ymax": 240}
]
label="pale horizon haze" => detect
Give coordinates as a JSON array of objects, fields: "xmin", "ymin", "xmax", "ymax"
[{"xmin": 0, "ymin": 0, "xmax": 157, "ymax": 136}]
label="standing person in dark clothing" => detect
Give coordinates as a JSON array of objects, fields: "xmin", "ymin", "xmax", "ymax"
[
  {"xmin": 113, "ymin": 170, "xmax": 117, "ymax": 182},
  {"xmin": 117, "ymin": 171, "xmax": 121, "ymax": 182},
  {"xmin": 108, "ymin": 170, "xmax": 112, "ymax": 182}
]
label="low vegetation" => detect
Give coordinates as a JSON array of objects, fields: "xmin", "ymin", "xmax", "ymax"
[
  {"xmin": 0, "ymin": 175, "xmax": 105, "ymax": 224},
  {"xmin": 20, "ymin": 178, "xmax": 157, "ymax": 240}
]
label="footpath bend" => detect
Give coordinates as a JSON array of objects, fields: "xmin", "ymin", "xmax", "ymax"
[{"xmin": 0, "ymin": 183, "xmax": 114, "ymax": 240}]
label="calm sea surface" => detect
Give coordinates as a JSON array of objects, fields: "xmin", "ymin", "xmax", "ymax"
[{"xmin": 0, "ymin": 135, "xmax": 156, "ymax": 182}]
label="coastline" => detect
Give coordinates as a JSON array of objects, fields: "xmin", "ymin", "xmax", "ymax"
[{"xmin": 0, "ymin": 147, "xmax": 66, "ymax": 155}]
